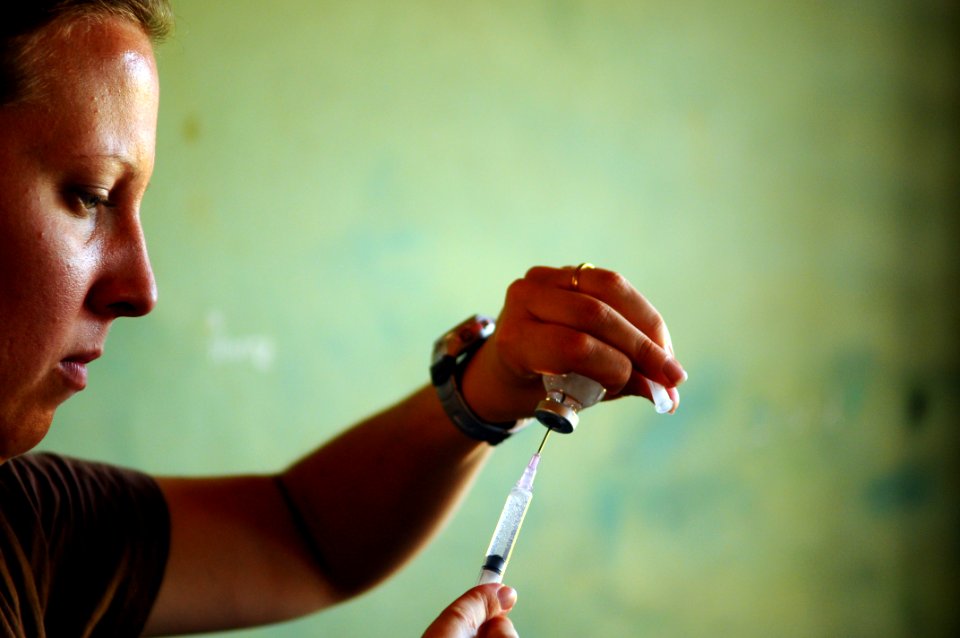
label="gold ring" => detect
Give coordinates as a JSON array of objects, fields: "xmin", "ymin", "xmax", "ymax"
[{"xmin": 571, "ymin": 262, "xmax": 594, "ymax": 290}]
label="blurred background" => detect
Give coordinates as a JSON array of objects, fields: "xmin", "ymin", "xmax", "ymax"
[{"xmin": 38, "ymin": 0, "xmax": 958, "ymax": 636}]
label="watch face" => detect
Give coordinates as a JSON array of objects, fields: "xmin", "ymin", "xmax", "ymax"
[
  {"xmin": 454, "ymin": 315, "xmax": 493, "ymax": 344},
  {"xmin": 439, "ymin": 315, "xmax": 495, "ymax": 359},
  {"xmin": 432, "ymin": 316, "xmax": 493, "ymax": 384}
]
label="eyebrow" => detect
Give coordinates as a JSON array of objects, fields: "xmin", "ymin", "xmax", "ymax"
[
  {"xmin": 71, "ymin": 152, "xmax": 146, "ymax": 179},
  {"xmin": 73, "ymin": 152, "xmax": 137, "ymax": 168}
]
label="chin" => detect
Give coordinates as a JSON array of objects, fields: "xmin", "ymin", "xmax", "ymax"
[{"xmin": 0, "ymin": 412, "xmax": 54, "ymax": 464}]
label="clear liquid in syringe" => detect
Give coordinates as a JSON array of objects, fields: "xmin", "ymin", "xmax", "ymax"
[{"xmin": 476, "ymin": 430, "xmax": 550, "ymax": 585}]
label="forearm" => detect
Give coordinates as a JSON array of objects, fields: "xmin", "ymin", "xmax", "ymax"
[
  {"xmin": 279, "ymin": 384, "xmax": 493, "ymax": 598},
  {"xmin": 146, "ymin": 265, "xmax": 686, "ymax": 634}
]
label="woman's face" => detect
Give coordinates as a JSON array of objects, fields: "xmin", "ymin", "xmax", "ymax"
[{"xmin": 0, "ymin": 16, "xmax": 160, "ymax": 461}]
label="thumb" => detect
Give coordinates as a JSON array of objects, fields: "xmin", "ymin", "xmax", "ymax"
[{"xmin": 422, "ymin": 584, "xmax": 518, "ymax": 638}]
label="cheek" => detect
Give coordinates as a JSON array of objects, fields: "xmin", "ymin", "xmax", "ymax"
[
  {"xmin": 0, "ymin": 232, "xmax": 85, "ymax": 456},
  {"xmin": 0, "ymin": 227, "xmax": 94, "ymax": 341},
  {"xmin": 0, "ymin": 180, "xmax": 99, "ymax": 360},
  {"xmin": 26, "ymin": 229, "xmax": 87, "ymax": 289}
]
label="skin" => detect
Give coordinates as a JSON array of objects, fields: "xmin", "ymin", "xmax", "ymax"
[
  {"xmin": 0, "ymin": 16, "xmax": 158, "ymax": 462},
  {"xmin": 423, "ymin": 585, "xmax": 519, "ymax": 638},
  {"xmin": 0, "ymin": 14, "xmax": 687, "ymax": 637}
]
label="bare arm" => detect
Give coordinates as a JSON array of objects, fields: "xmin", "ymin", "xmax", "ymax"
[
  {"xmin": 142, "ymin": 265, "xmax": 687, "ymax": 635},
  {"xmin": 144, "ymin": 385, "xmax": 490, "ymax": 635}
]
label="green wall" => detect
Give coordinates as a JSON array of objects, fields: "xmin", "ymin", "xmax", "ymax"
[{"xmin": 38, "ymin": 1, "xmax": 958, "ymax": 636}]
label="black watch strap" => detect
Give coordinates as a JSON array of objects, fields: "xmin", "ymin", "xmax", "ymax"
[{"xmin": 430, "ymin": 315, "xmax": 527, "ymax": 445}]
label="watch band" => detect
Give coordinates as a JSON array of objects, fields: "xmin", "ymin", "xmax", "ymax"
[{"xmin": 431, "ymin": 315, "xmax": 528, "ymax": 445}]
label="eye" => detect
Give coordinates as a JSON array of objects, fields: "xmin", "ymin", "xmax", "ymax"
[{"xmin": 67, "ymin": 187, "xmax": 112, "ymax": 216}]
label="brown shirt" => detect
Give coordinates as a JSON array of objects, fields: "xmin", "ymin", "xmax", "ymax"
[{"xmin": 0, "ymin": 453, "xmax": 169, "ymax": 637}]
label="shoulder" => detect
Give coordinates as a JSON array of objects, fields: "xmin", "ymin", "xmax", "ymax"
[
  {"xmin": 0, "ymin": 452, "xmax": 171, "ymax": 568},
  {"xmin": 0, "ymin": 453, "xmax": 172, "ymax": 636},
  {"xmin": 1, "ymin": 452, "xmax": 163, "ymax": 518}
]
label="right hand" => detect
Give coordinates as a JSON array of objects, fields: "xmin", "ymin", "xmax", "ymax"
[
  {"xmin": 422, "ymin": 584, "xmax": 519, "ymax": 638},
  {"xmin": 462, "ymin": 265, "xmax": 687, "ymax": 423}
]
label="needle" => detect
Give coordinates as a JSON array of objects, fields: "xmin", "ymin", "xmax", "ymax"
[{"xmin": 536, "ymin": 428, "xmax": 551, "ymax": 455}]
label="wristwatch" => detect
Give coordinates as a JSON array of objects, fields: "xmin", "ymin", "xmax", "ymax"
[{"xmin": 430, "ymin": 315, "xmax": 528, "ymax": 445}]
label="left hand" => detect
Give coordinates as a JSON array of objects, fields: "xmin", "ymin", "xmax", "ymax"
[
  {"xmin": 422, "ymin": 584, "xmax": 519, "ymax": 638},
  {"xmin": 462, "ymin": 265, "xmax": 687, "ymax": 422}
]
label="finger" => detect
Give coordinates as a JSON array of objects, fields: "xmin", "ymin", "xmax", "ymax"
[
  {"xmin": 422, "ymin": 585, "xmax": 516, "ymax": 638},
  {"xmin": 511, "ymin": 270, "xmax": 686, "ymax": 388},
  {"xmin": 495, "ymin": 317, "xmax": 635, "ymax": 395},
  {"xmin": 522, "ymin": 285, "xmax": 672, "ymax": 385},
  {"xmin": 529, "ymin": 265, "xmax": 672, "ymax": 353},
  {"xmin": 478, "ymin": 615, "xmax": 520, "ymax": 638},
  {"xmin": 567, "ymin": 266, "xmax": 683, "ymax": 380},
  {"xmin": 668, "ymin": 385, "xmax": 681, "ymax": 413}
]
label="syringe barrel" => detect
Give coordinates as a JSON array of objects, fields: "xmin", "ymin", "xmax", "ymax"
[{"xmin": 477, "ymin": 485, "xmax": 533, "ymax": 583}]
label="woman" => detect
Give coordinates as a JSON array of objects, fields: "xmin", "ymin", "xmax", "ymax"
[{"xmin": 0, "ymin": 1, "xmax": 686, "ymax": 636}]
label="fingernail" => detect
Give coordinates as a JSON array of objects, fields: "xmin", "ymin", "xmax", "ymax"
[
  {"xmin": 662, "ymin": 358, "xmax": 688, "ymax": 386},
  {"xmin": 668, "ymin": 386, "xmax": 680, "ymax": 413},
  {"xmin": 497, "ymin": 585, "xmax": 517, "ymax": 610}
]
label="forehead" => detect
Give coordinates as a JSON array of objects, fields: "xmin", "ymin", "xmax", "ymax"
[
  {"xmin": 2, "ymin": 15, "xmax": 160, "ymax": 173},
  {"xmin": 25, "ymin": 15, "xmax": 159, "ymax": 108}
]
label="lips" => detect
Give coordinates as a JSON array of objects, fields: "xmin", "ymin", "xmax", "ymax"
[{"xmin": 58, "ymin": 351, "xmax": 100, "ymax": 391}]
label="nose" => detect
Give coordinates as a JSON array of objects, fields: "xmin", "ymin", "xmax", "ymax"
[{"xmin": 86, "ymin": 216, "xmax": 158, "ymax": 318}]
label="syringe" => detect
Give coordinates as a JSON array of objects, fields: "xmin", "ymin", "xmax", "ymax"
[{"xmin": 476, "ymin": 432, "xmax": 549, "ymax": 585}]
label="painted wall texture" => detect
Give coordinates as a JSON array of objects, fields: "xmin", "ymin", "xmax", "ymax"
[{"xmin": 38, "ymin": 1, "xmax": 958, "ymax": 636}]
